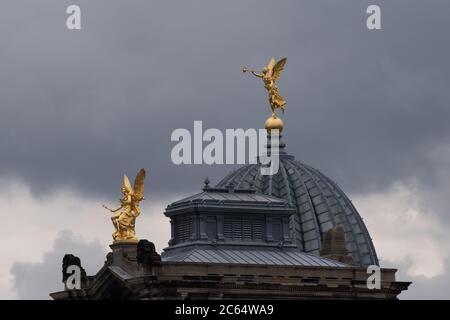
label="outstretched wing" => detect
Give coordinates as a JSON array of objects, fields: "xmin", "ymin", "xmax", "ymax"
[
  {"xmin": 133, "ymin": 168, "xmax": 146, "ymax": 200},
  {"xmin": 123, "ymin": 174, "xmax": 133, "ymax": 194},
  {"xmin": 272, "ymin": 57, "xmax": 287, "ymax": 81},
  {"xmin": 266, "ymin": 57, "xmax": 276, "ymax": 72}
]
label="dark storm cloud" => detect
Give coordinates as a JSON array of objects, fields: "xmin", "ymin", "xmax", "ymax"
[
  {"xmin": 1, "ymin": 0, "xmax": 450, "ymax": 214},
  {"xmin": 10, "ymin": 230, "xmax": 106, "ymax": 299}
]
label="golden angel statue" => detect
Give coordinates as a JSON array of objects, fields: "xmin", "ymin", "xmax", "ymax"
[
  {"xmin": 243, "ymin": 57, "xmax": 287, "ymax": 117},
  {"xmin": 103, "ymin": 168, "xmax": 146, "ymax": 243}
]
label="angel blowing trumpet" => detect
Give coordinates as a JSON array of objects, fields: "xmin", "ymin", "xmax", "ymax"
[
  {"xmin": 243, "ymin": 57, "xmax": 287, "ymax": 118},
  {"xmin": 103, "ymin": 168, "xmax": 146, "ymax": 243}
]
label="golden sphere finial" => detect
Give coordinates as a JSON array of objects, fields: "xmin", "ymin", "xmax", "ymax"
[{"xmin": 265, "ymin": 115, "xmax": 284, "ymax": 133}]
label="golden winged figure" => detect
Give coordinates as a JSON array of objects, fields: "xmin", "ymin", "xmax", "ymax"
[
  {"xmin": 103, "ymin": 168, "xmax": 146, "ymax": 243},
  {"xmin": 243, "ymin": 57, "xmax": 287, "ymax": 117}
]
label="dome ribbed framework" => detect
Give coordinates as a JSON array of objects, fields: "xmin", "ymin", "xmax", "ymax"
[{"xmin": 216, "ymin": 149, "xmax": 379, "ymax": 267}]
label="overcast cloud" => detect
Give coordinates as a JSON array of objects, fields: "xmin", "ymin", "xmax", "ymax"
[{"xmin": 1, "ymin": 0, "xmax": 450, "ymax": 299}]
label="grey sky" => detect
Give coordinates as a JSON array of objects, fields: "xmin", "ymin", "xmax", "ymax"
[
  {"xmin": 0, "ymin": 0, "xmax": 448, "ymax": 198},
  {"xmin": 383, "ymin": 257, "xmax": 450, "ymax": 300},
  {"xmin": 11, "ymin": 230, "xmax": 106, "ymax": 299},
  {"xmin": 1, "ymin": 0, "xmax": 450, "ymax": 299}
]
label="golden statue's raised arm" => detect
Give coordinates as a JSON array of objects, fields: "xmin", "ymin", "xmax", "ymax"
[
  {"xmin": 102, "ymin": 204, "xmax": 121, "ymax": 213},
  {"xmin": 243, "ymin": 67, "xmax": 263, "ymax": 78}
]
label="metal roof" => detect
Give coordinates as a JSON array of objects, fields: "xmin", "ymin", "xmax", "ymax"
[
  {"xmin": 216, "ymin": 141, "xmax": 379, "ymax": 267},
  {"xmin": 162, "ymin": 247, "xmax": 348, "ymax": 268},
  {"xmin": 168, "ymin": 188, "xmax": 288, "ymax": 206},
  {"xmin": 166, "ymin": 186, "xmax": 295, "ymax": 214}
]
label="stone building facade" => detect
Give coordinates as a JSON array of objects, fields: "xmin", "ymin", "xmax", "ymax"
[{"xmin": 51, "ymin": 135, "xmax": 410, "ymax": 299}]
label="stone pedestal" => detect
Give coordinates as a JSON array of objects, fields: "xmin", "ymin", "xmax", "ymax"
[
  {"xmin": 109, "ymin": 240, "xmax": 161, "ymax": 276},
  {"xmin": 109, "ymin": 242, "xmax": 139, "ymax": 272}
]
